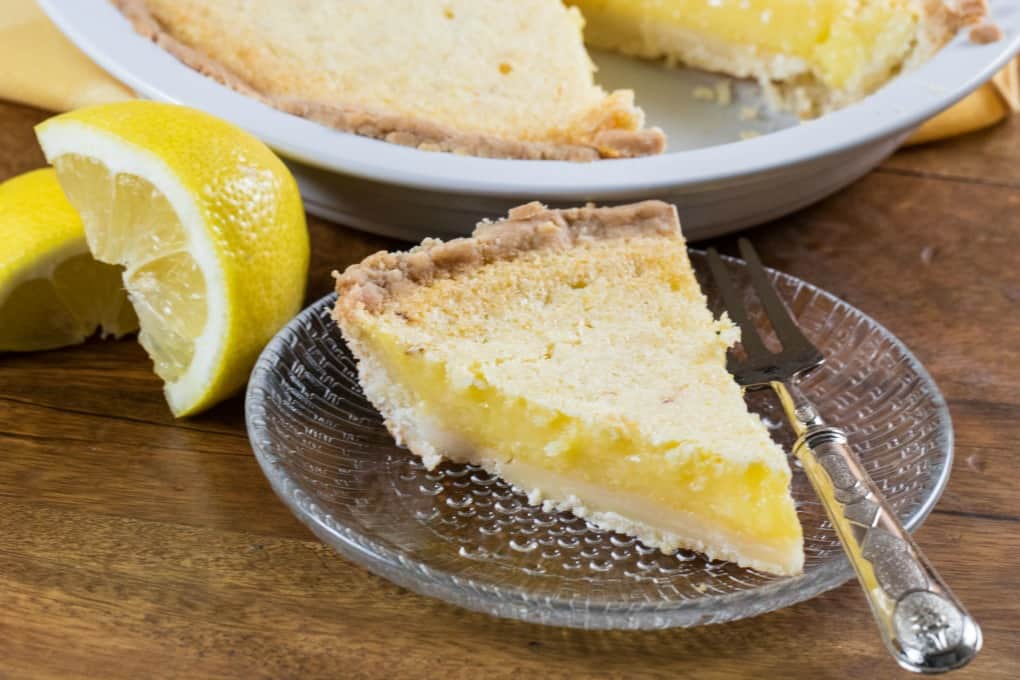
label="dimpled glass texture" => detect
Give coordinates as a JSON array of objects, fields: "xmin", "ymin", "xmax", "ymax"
[{"xmin": 245, "ymin": 252, "xmax": 953, "ymax": 629}]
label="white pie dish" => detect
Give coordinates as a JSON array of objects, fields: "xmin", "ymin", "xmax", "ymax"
[{"xmin": 40, "ymin": 0, "xmax": 1020, "ymax": 241}]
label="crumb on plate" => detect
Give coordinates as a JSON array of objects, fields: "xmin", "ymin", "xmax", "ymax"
[
  {"xmin": 692, "ymin": 85, "xmax": 716, "ymax": 102},
  {"xmin": 970, "ymin": 23, "xmax": 1003, "ymax": 44}
]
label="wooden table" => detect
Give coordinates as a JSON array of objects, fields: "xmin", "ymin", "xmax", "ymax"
[{"xmin": 1, "ymin": 98, "xmax": 1018, "ymax": 680}]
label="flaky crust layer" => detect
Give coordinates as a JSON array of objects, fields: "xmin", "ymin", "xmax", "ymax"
[
  {"xmin": 333, "ymin": 201, "xmax": 681, "ymax": 317},
  {"xmin": 918, "ymin": 1, "xmax": 990, "ymax": 58},
  {"xmin": 112, "ymin": 0, "xmax": 665, "ymax": 161}
]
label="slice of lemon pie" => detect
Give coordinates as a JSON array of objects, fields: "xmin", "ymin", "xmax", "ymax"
[
  {"xmin": 333, "ymin": 201, "xmax": 804, "ymax": 575},
  {"xmin": 569, "ymin": 0, "xmax": 984, "ymax": 116}
]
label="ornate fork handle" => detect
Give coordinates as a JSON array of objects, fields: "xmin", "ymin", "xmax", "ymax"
[{"xmin": 774, "ymin": 380, "xmax": 982, "ymax": 674}]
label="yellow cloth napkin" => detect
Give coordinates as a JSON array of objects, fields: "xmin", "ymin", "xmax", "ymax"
[
  {"xmin": 1, "ymin": 0, "xmax": 1016, "ymax": 146},
  {"xmin": 0, "ymin": 0, "xmax": 132, "ymax": 111},
  {"xmin": 906, "ymin": 57, "xmax": 1020, "ymax": 145}
]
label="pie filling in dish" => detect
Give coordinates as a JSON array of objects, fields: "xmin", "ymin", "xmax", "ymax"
[
  {"xmin": 569, "ymin": 0, "xmax": 985, "ymax": 116},
  {"xmin": 114, "ymin": 0, "xmax": 985, "ymax": 158},
  {"xmin": 333, "ymin": 201, "xmax": 804, "ymax": 576}
]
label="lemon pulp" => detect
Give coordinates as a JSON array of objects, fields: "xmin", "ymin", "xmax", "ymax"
[
  {"xmin": 0, "ymin": 168, "xmax": 136, "ymax": 352},
  {"xmin": 52, "ymin": 154, "xmax": 205, "ymax": 382}
]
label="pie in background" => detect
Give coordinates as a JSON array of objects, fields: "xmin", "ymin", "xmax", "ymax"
[{"xmin": 114, "ymin": 0, "xmax": 986, "ymax": 159}]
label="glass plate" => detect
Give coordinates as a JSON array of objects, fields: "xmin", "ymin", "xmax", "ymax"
[{"xmin": 245, "ymin": 252, "xmax": 953, "ymax": 630}]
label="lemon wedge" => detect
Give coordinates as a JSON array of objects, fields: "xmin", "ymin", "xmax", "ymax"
[
  {"xmin": 0, "ymin": 168, "xmax": 136, "ymax": 352},
  {"xmin": 36, "ymin": 102, "xmax": 309, "ymax": 416}
]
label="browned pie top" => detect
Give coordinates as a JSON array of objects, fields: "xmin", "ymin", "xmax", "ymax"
[{"xmin": 332, "ymin": 201, "xmax": 681, "ymax": 316}]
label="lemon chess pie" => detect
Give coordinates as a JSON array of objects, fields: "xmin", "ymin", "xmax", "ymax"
[
  {"xmin": 114, "ymin": 0, "xmax": 983, "ymax": 158},
  {"xmin": 333, "ymin": 201, "xmax": 804, "ymax": 575}
]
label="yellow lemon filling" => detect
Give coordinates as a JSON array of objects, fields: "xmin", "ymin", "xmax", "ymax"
[
  {"xmin": 369, "ymin": 327, "xmax": 802, "ymax": 553},
  {"xmin": 571, "ymin": 0, "xmax": 919, "ymax": 95}
]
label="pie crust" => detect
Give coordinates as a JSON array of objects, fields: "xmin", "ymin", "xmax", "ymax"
[{"xmin": 333, "ymin": 200, "xmax": 679, "ymax": 315}]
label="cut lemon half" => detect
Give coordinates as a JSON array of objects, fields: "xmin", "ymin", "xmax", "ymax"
[
  {"xmin": 0, "ymin": 168, "xmax": 136, "ymax": 351},
  {"xmin": 36, "ymin": 101, "xmax": 309, "ymax": 417}
]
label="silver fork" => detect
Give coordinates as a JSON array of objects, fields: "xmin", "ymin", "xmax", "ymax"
[{"xmin": 706, "ymin": 239, "xmax": 981, "ymax": 675}]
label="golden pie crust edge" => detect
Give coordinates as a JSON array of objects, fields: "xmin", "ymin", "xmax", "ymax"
[
  {"xmin": 919, "ymin": 0, "xmax": 991, "ymax": 57},
  {"xmin": 332, "ymin": 200, "xmax": 680, "ymax": 318}
]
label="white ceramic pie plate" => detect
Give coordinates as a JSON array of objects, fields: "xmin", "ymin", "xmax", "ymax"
[{"xmin": 40, "ymin": 0, "xmax": 1020, "ymax": 241}]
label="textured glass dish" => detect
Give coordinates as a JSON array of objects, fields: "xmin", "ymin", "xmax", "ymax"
[{"xmin": 245, "ymin": 253, "xmax": 953, "ymax": 629}]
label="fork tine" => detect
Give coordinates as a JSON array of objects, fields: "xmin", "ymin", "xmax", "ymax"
[
  {"xmin": 737, "ymin": 238, "xmax": 816, "ymax": 355},
  {"xmin": 706, "ymin": 247, "xmax": 769, "ymax": 358}
]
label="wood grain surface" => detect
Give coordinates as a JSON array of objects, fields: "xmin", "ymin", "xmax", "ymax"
[{"xmin": 1, "ymin": 99, "xmax": 1018, "ymax": 680}]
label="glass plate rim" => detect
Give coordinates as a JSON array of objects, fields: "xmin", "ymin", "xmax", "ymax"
[{"xmin": 245, "ymin": 252, "xmax": 954, "ymax": 629}]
